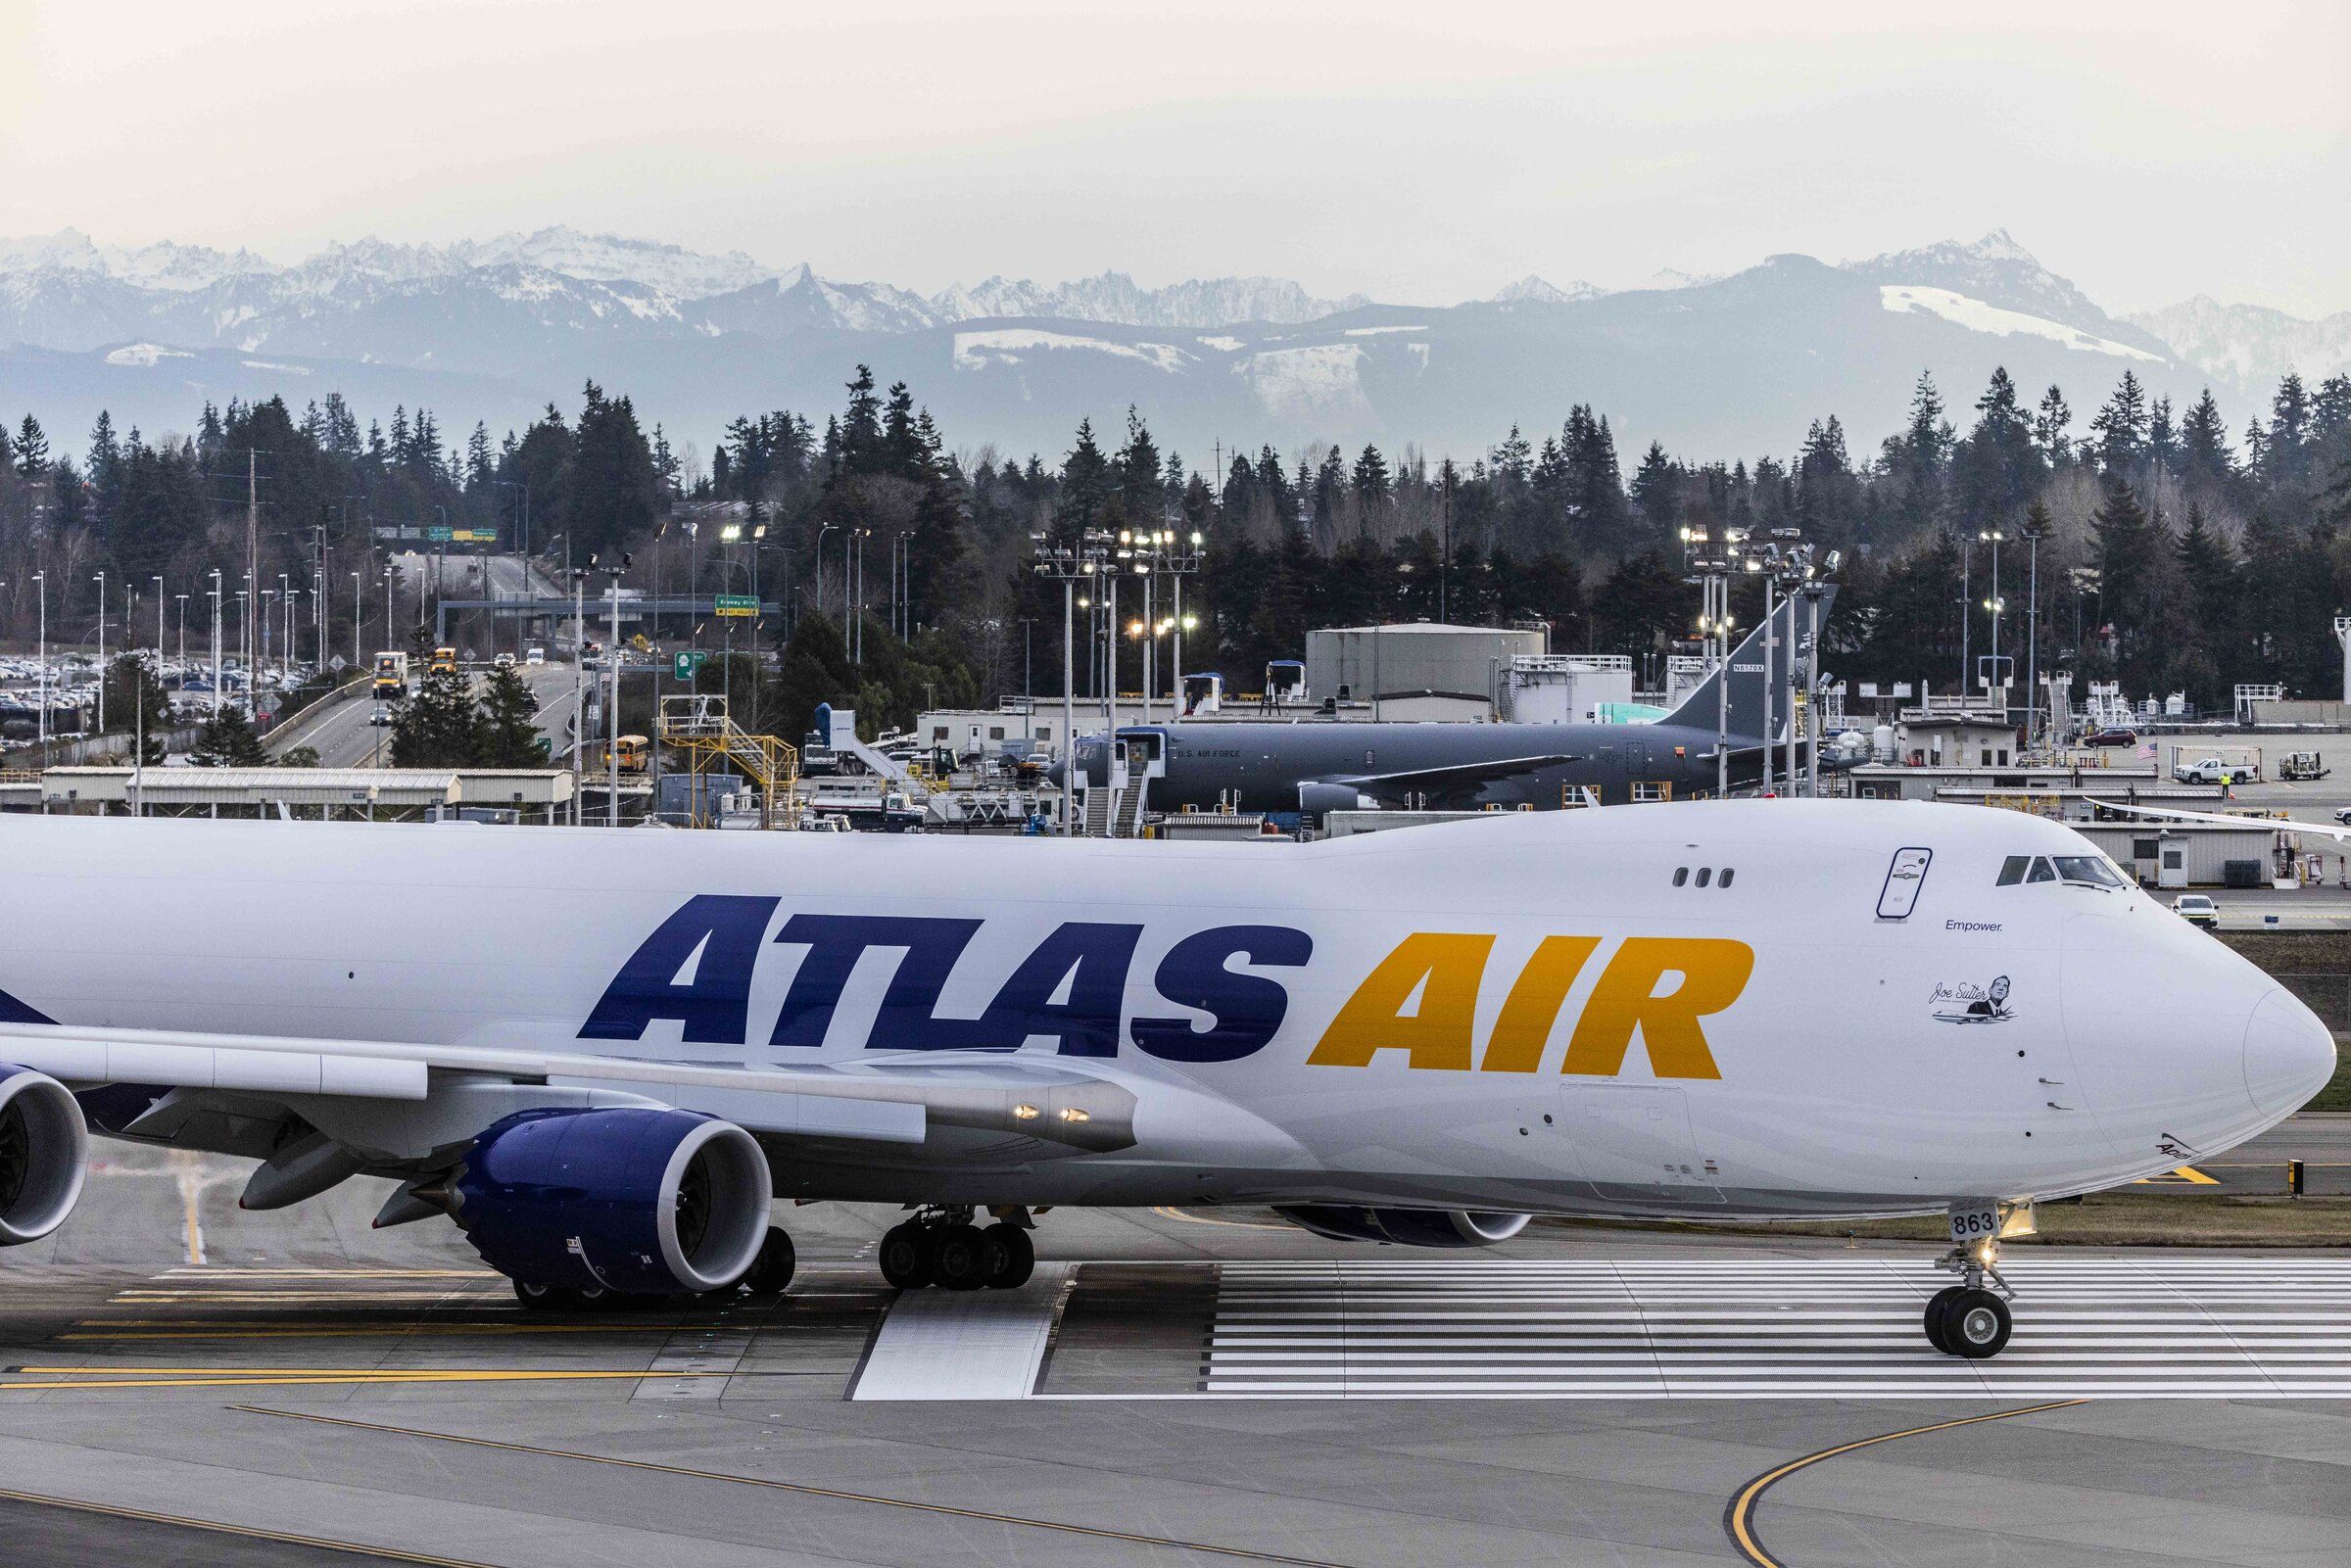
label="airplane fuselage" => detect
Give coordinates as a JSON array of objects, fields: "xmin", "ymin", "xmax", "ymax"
[{"xmin": 2, "ymin": 803, "xmax": 2329, "ymax": 1224}]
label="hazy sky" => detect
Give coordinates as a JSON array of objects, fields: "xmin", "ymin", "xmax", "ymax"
[{"xmin": 7, "ymin": 1, "xmax": 2346, "ymax": 316}]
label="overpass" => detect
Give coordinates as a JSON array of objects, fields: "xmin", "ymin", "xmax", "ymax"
[{"xmin": 433, "ymin": 595, "xmax": 784, "ymax": 641}]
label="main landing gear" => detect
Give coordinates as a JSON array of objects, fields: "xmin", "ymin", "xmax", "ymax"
[
  {"xmin": 1924, "ymin": 1237, "xmax": 2015, "ymax": 1359},
  {"xmin": 879, "ymin": 1207, "xmax": 1036, "ymax": 1292},
  {"xmin": 510, "ymin": 1223, "xmax": 798, "ymax": 1312}
]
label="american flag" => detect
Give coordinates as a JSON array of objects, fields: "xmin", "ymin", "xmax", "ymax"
[{"xmin": 2137, "ymin": 742, "xmax": 2158, "ymax": 759}]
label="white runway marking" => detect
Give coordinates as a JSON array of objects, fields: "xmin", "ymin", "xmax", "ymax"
[
  {"xmin": 1202, "ymin": 1259, "xmax": 2351, "ymax": 1398},
  {"xmin": 850, "ymin": 1263, "xmax": 1072, "ymax": 1401}
]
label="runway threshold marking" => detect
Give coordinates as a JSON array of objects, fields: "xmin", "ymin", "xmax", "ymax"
[
  {"xmin": 233, "ymin": 1405, "xmax": 1362, "ymax": 1568},
  {"xmin": 849, "ymin": 1262, "xmax": 1071, "ymax": 1401},
  {"xmin": 0, "ymin": 1484, "xmax": 498, "ymax": 1567},
  {"xmin": 1723, "ymin": 1400, "xmax": 2088, "ymax": 1568}
]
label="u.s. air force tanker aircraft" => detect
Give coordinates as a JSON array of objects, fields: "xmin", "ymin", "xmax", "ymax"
[
  {"xmin": 0, "ymin": 801, "xmax": 2331, "ymax": 1357},
  {"xmin": 1059, "ymin": 588, "xmax": 1834, "ymax": 814}
]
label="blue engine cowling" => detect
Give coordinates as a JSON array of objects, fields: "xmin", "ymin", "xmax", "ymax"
[
  {"xmin": 452, "ymin": 1108, "xmax": 772, "ymax": 1295},
  {"xmin": 1272, "ymin": 1206, "xmax": 1532, "ymax": 1248},
  {"xmin": 0, "ymin": 1067, "xmax": 87, "ymax": 1246}
]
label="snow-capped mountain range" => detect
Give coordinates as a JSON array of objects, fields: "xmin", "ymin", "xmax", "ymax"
[{"xmin": 0, "ymin": 225, "xmax": 2337, "ymax": 459}]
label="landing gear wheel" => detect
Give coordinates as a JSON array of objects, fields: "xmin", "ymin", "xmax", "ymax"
[
  {"xmin": 1923, "ymin": 1286, "xmax": 1963, "ymax": 1354},
  {"xmin": 513, "ymin": 1278, "xmax": 575, "ymax": 1313},
  {"xmin": 1939, "ymin": 1287, "xmax": 2012, "ymax": 1359},
  {"xmin": 879, "ymin": 1222, "xmax": 934, "ymax": 1289},
  {"xmin": 984, "ymin": 1222, "xmax": 1034, "ymax": 1289},
  {"xmin": 932, "ymin": 1223, "xmax": 992, "ymax": 1290},
  {"xmin": 744, "ymin": 1226, "xmax": 797, "ymax": 1295}
]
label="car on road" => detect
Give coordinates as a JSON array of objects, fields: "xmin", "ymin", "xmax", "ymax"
[
  {"xmin": 2171, "ymin": 893, "xmax": 2221, "ymax": 930},
  {"xmin": 2083, "ymin": 726, "xmax": 2139, "ymax": 747},
  {"xmin": 367, "ymin": 704, "xmax": 394, "ymax": 727},
  {"xmin": 525, "ymin": 646, "xmax": 546, "ymax": 666},
  {"xmin": 493, "ymin": 652, "xmax": 515, "ymax": 670},
  {"xmin": 2331, "ymin": 807, "xmax": 2351, "ymax": 827}
]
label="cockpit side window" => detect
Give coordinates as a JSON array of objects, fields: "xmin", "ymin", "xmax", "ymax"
[
  {"xmin": 1996, "ymin": 855, "xmax": 2031, "ymax": 886},
  {"xmin": 2054, "ymin": 854, "xmax": 2127, "ymax": 888}
]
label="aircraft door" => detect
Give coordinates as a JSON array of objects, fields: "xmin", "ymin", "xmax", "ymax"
[{"xmin": 1563, "ymin": 1083, "xmax": 1725, "ymax": 1205}]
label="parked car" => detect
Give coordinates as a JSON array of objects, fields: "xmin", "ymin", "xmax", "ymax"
[
  {"xmin": 2171, "ymin": 893, "xmax": 2221, "ymax": 930},
  {"xmin": 2082, "ymin": 727, "xmax": 2138, "ymax": 748},
  {"xmin": 2330, "ymin": 807, "xmax": 2351, "ymax": 826}
]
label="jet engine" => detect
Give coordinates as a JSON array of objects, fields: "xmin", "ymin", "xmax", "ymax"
[
  {"xmin": 450, "ymin": 1108, "xmax": 773, "ymax": 1295},
  {"xmin": 1296, "ymin": 783, "xmax": 1373, "ymax": 817},
  {"xmin": 1272, "ymin": 1205, "xmax": 1532, "ymax": 1248},
  {"xmin": 0, "ymin": 1066, "xmax": 89, "ymax": 1246}
]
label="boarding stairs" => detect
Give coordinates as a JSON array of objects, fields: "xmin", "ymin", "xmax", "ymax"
[{"xmin": 658, "ymin": 694, "xmax": 799, "ymax": 829}]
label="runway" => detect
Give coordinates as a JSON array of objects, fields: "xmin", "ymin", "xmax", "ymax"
[{"xmin": 4, "ymin": 1146, "xmax": 2349, "ymax": 1565}]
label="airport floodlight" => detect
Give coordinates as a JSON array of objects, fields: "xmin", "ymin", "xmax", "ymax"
[
  {"xmin": 1190, "ymin": 531, "xmax": 1203, "ymax": 546},
  {"xmin": 720, "ymin": 524, "xmax": 742, "ymax": 543}
]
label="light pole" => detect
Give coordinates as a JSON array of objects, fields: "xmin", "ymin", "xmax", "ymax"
[
  {"xmin": 1979, "ymin": 528, "xmax": 2005, "ymax": 716},
  {"xmin": 352, "ymin": 571, "xmax": 363, "ymax": 672},
  {"xmin": 2023, "ymin": 516, "xmax": 2047, "ymax": 744},
  {"xmin": 1032, "ymin": 527, "xmax": 1109, "ymax": 833},
  {"xmin": 32, "ymin": 573, "xmax": 46, "ymax": 744},
  {"xmin": 174, "ymin": 594, "xmax": 188, "ymax": 685},
  {"xmin": 1165, "ymin": 528, "xmax": 1203, "ymax": 719},
  {"xmin": 208, "ymin": 569, "xmax": 222, "ymax": 719},
  {"xmin": 601, "ymin": 557, "xmax": 628, "ymax": 828},
  {"xmin": 151, "ymin": 576, "xmax": 165, "ymax": 669},
  {"xmin": 92, "ymin": 571, "xmax": 107, "ymax": 733}
]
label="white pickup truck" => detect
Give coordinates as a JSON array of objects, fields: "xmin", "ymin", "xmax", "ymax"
[{"xmin": 2174, "ymin": 755, "xmax": 2256, "ymax": 784}]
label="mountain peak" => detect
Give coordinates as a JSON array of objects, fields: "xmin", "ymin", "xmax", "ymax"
[{"xmin": 1490, "ymin": 275, "xmax": 1604, "ymax": 305}]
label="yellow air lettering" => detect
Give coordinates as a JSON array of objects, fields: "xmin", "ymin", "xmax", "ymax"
[
  {"xmin": 1560, "ymin": 937, "xmax": 1751, "ymax": 1080},
  {"xmin": 1479, "ymin": 935, "xmax": 1602, "ymax": 1072},
  {"xmin": 1307, "ymin": 932, "xmax": 1495, "ymax": 1070}
]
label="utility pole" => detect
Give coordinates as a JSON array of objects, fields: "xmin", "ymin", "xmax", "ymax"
[
  {"xmin": 605, "ymin": 559, "xmax": 627, "ymax": 828},
  {"xmin": 94, "ymin": 571, "xmax": 107, "ymax": 734},
  {"xmin": 571, "ymin": 566, "xmax": 588, "ymax": 827}
]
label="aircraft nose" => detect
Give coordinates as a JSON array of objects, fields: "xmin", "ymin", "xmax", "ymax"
[{"xmin": 2244, "ymin": 988, "xmax": 2337, "ymax": 1118}]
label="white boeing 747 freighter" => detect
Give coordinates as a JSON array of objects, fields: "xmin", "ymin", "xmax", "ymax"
[{"xmin": 0, "ymin": 802, "xmax": 2330, "ymax": 1358}]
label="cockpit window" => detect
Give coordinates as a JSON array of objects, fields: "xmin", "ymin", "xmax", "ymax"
[
  {"xmin": 2053, "ymin": 855, "xmax": 2127, "ymax": 888},
  {"xmin": 2026, "ymin": 857, "xmax": 2057, "ymax": 884},
  {"xmin": 1996, "ymin": 855, "xmax": 2030, "ymax": 886}
]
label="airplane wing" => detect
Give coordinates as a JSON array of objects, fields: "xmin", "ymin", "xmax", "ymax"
[
  {"xmin": 0, "ymin": 1020, "xmax": 1136, "ymax": 1151},
  {"xmin": 1329, "ymin": 753, "xmax": 1578, "ymax": 807},
  {"xmin": 2083, "ymin": 799, "xmax": 2331, "ymax": 841}
]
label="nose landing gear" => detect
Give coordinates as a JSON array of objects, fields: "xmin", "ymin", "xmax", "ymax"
[
  {"xmin": 1925, "ymin": 1238, "xmax": 2015, "ymax": 1358},
  {"xmin": 880, "ymin": 1207, "xmax": 1038, "ymax": 1292}
]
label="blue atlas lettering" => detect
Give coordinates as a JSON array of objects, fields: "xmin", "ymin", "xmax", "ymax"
[
  {"xmin": 769, "ymin": 914, "xmax": 984, "ymax": 1050},
  {"xmin": 1131, "ymin": 926, "xmax": 1313, "ymax": 1063},
  {"xmin": 580, "ymin": 895, "xmax": 780, "ymax": 1044},
  {"xmin": 970, "ymin": 923, "xmax": 1142, "ymax": 1057}
]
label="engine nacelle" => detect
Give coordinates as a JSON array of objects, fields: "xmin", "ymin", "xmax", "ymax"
[
  {"xmin": 1272, "ymin": 1205, "xmax": 1532, "ymax": 1249},
  {"xmin": 1296, "ymin": 783, "xmax": 1374, "ymax": 817},
  {"xmin": 0, "ymin": 1067, "xmax": 89, "ymax": 1246},
  {"xmin": 451, "ymin": 1108, "xmax": 772, "ymax": 1295}
]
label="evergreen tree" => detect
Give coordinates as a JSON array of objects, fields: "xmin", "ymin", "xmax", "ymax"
[
  {"xmin": 2088, "ymin": 370, "xmax": 2148, "ymax": 474},
  {"xmin": 14, "ymin": 414, "xmax": 48, "ymax": 479},
  {"xmin": 476, "ymin": 664, "xmax": 547, "ymax": 766},
  {"xmin": 391, "ymin": 662, "xmax": 486, "ymax": 767},
  {"xmin": 2033, "ymin": 385, "xmax": 2073, "ymax": 468},
  {"xmin": 2180, "ymin": 389, "xmax": 2233, "ymax": 490},
  {"xmin": 190, "ymin": 705, "xmax": 270, "ymax": 767}
]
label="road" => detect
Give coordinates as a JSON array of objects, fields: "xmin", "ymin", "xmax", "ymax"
[
  {"xmin": 3, "ymin": 1145, "xmax": 2349, "ymax": 1567},
  {"xmin": 267, "ymin": 664, "xmax": 584, "ymax": 769}
]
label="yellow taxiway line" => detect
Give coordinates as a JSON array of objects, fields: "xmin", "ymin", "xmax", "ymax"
[
  {"xmin": 1725, "ymin": 1400, "xmax": 2089, "ymax": 1567},
  {"xmin": 237, "ymin": 1405, "xmax": 1361, "ymax": 1567}
]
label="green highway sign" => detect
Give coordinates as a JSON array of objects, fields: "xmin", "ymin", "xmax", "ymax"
[
  {"xmin": 427, "ymin": 526, "xmax": 453, "ymax": 543},
  {"xmin": 672, "ymin": 650, "xmax": 708, "ymax": 681},
  {"xmin": 714, "ymin": 595, "xmax": 757, "ymax": 618}
]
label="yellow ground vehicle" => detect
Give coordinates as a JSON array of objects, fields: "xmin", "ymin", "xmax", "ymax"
[
  {"xmin": 429, "ymin": 646, "xmax": 458, "ymax": 677},
  {"xmin": 370, "ymin": 651, "xmax": 410, "ymax": 700},
  {"xmin": 613, "ymin": 735, "xmax": 650, "ymax": 771}
]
